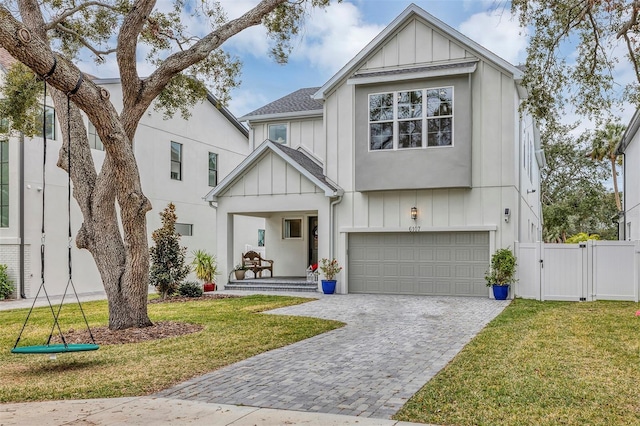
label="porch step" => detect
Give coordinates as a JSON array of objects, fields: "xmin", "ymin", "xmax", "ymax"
[{"xmin": 224, "ymin": 279, "xmax": 318, "ymax": 293}]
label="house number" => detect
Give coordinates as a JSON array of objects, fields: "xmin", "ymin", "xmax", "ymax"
[{"xmin": 409, "ymin": 226, "xmax": 421, "ymax": 233}]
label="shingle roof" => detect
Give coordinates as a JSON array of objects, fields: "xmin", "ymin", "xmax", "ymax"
[
  {"xmin": 241, "ymin": 87, "xmax": 323, "ymax": 119},
  {"xmin": 270, "ymin": 143, "xmax": 339, "ymax": 192}
]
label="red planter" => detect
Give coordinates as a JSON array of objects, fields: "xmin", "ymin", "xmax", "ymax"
[{"xmin": 203, "ymin": 283, "xmax": 216, "ymax": 292}]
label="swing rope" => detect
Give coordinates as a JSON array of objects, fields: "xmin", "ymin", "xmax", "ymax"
[{"xmin": 12, "ymin": 62, "xmax": 98, "ymax": 354}]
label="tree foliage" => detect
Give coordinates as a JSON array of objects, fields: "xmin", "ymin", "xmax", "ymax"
[
  {"xmin": 541, "ymin": 123, "xmax": 618, "ymax": 242},
  {"xmin": 588, "ymin": 121, "xmax": 625, "ymax": 211},
  {"xmin": 512, "ymin": 0, "xmax": 640, "ymax": 127},
  {"xmin": 149, "ymin": 203, "xmax": 190, "ymax": 299}
]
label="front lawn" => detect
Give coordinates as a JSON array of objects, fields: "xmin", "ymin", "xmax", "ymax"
[
  {"xmin": 394, "ymin": 299, "xmax": 640, "ymax": 426},
  {"xmin": 0, "ymin": 294, "xmax": 342, "ymax": 402}
]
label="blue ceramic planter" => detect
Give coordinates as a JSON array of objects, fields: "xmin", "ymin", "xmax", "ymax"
[
  {"xmin": 321, "ymin": 279, "xmax": 337, "ymax": 294},
  {"xmin": 492, "ymin": 284, "xmax": 510, "ymax": 300}
]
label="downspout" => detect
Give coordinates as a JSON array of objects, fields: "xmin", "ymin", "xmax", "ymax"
[
  {"xmin": 329, "ymin": 195, "xmax": 342, "ymax": 260},
  {"xmin": 621, "ymin": 152, "xmax": 626, "ymax": 240},
  {"xmin": 19, "ymin": 132, "xmax": 25, "ymax": 299}
]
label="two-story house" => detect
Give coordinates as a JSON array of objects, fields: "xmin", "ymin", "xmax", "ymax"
[
  {"xmin": 206, "ymin": 4, "xmax": 544, "ymax": 296},
  {"xmin": 0, "ymin": 52, "xmax": 260, "ymax": 298}
]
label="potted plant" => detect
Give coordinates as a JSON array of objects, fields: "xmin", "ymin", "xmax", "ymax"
[
  {"xmin": 319, "ymin": 258, "xmax": 342, "ymax": 294},
  {"xmin": 485, "ymin": 247, "xmax": 517, "ymax": 300},
  {"xmin": 234, "ymin": 263, "xmax": 248, "ymax": 280},
  {"xmin": 192, "ymin": 249, "xmax": 218, "ymax": 292}
]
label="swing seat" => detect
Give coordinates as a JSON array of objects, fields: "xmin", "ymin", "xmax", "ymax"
[{"xmin": 11, "ymin": 343, "xmax": 99, "ymax": 354}]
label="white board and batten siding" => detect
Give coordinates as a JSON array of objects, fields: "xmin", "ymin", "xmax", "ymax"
[{"xmin": 516, "ymin": 241, "xmax": 640, "ymax": 302}]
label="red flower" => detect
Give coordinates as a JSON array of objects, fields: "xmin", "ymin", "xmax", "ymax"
[{"xmin": 311, "ymin": 263, "xmax": 318, "ymax": 271}]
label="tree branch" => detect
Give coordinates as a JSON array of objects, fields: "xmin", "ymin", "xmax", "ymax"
[
  {"xmin": 117, "ymin": 0, "xmax": 157, "ymax": 122},
  {"xmin": 54, "ymin": 23, "xmax": 117, "ymax": 57},
  {"xmin": 120, "ymin": 0, "xmax": 288, "ymax": 138},
  {"xmin": 45, "ymin": 1, "xmax": 121, "ymax": 30}
]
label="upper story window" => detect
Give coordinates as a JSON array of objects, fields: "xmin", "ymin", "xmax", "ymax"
[
  {"xmin": 87, "ymin": 121, "xmax": 104, "ymax": 151},
  {"xmin": 35, "ymin": 106, "xmax": 56, "ymax": 140},
  {"xmin": 171, "ymin": 141, "xmax": 182, "ymax": 180},
  {"xmin": 369, "ymin": 87, "xmax": 453, "ymax": 151},
  {"xmin": 269, "ymin": 123, "xmax": 287, "ymax": 144},
  {"xmin": 208, "ymin": 152, "xmax": 218, "ymax": 187},
  {"xmin": 0, "ymin": 140, "xmax": 8, "ymax": 227}
]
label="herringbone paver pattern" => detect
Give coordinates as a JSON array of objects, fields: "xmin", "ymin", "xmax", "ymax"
[{"xmin": 157, "ymin": 294, "xmax": 508, "ymax": 418}]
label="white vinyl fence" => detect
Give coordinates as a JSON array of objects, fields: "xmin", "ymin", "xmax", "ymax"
[{"xmin": 516, "ymin": 240, "xmax": 640, "ymax": 302}]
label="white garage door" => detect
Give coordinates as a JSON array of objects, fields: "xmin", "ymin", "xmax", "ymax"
[{"xmin": 348, "ymin": 232, "xmax": 489, "ymax": 296}]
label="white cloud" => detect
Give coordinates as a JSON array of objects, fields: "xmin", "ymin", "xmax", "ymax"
[
  {"xmin": 458, "ymin": 10, "xmax": 527, "ymax": 64},
  {"xmin": 290, "ymin": 2, "xmax": 385, "ymax": 75}
]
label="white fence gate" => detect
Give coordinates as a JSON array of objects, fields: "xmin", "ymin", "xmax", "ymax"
[{"xmin": 516, "ymin": 241, "xmax": 640, "ymax": 302}]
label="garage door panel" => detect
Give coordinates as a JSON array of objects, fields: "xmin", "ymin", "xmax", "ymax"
[{"xmin": 349, "ymin": 231, "xmax": 488, "ymax": 297}]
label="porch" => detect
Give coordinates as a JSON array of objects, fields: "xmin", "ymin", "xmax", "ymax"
[{"xmin": 224, "ymin": 276, "xmax": 318, "ymax": 293}]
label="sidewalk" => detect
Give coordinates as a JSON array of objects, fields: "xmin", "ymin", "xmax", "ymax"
[
  {"xmin": 0, "ymin": 397, "xmax": 429, "ymax": 425},
  {"xmin": 0, "ymin": 291, "xmax": 108, "ymax": 311}
]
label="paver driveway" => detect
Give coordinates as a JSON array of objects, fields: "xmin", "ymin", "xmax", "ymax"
[{"xmin": 157, "ymin": 294, "xmax": 509, "ymax": 419}]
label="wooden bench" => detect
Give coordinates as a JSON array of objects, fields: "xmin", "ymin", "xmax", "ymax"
[{"xmin": 242, "ymin": 251, "xmax": 274, "ymax": 278}]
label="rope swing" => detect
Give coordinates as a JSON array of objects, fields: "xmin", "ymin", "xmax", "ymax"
[{"xmin": 12, "ymin": 62, "xmax": 99, "ymax": 355}]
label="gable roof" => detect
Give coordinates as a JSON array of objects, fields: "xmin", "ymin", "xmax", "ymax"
[
  {"xmin": 617, "ymin": 109, "xmax": 640, "ymax": 155},
  {"xmin": 314, "ymin": 3, "xmax": 524, "ymax": 100},
  {"xmin": 239, "ymin": 87, "xmax": 323, "ymax": 121},
  {"xmin": 92, "ymin": 78, "xmax": 248, "ymax": 138},
  {"xmin": 204, "ymin": 139, "xmax": 343, "ymax": 201}
]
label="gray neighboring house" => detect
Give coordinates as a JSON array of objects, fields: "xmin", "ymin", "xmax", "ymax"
[
  {"xmin": 616, "ymin": 109, "xmax": 640, "ymax": 240},
  {"xmin": 206, "ymin": 3, "xmax": 544, "ymax": 297}
]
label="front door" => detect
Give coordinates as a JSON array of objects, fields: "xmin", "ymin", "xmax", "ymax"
[{"xmin": 308, "ymin": 216, "xmax": 318, "ymax": 267}]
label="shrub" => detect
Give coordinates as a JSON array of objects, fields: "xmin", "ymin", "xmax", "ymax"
[
  {"xmin": 0, "ymin": 264, "xmax": 14, "ymax": 300},
  {"xmin": 149, "ymin": 203, "xmax": 191, "ymax": 299},
  {"xmin": 566, "ymin": 232, "xmax": 601, "ymax": 243},
  {"xmin": 485, "ymin": 248, "xmax": 517, "ymax": 286},
  {"xmin": 178, "ymin": 281, "xmax": 203, "ymax": 298}
]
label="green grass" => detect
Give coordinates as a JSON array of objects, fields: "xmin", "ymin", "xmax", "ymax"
[
  {"xmin": 0, "ymin": 295, "xmax": 343, "ymax": 402},
  {"xmin": 394, "ymin": 299, "xmax": 640, "ymax": 426}
]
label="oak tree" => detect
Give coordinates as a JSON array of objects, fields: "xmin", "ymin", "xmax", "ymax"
[{"xmin": 0, "ymin": 0, "xmax": 331, "ymax": 329}]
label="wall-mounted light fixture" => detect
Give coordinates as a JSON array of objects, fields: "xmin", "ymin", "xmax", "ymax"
[
  {"xmin": 411, "ymin": 207, "xmax": 418, "ymax": 221},
  {"xmin": 504, "ymin": 208, "xmax": 511, "ymax": 223}
]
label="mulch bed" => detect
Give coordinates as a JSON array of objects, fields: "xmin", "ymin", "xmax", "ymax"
[{"xmin": 54, "ymin": 293, "xmax": 240, "ymax": 346}]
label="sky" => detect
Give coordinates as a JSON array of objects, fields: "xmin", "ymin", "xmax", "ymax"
[
  {"xmin": 220, "ymin": 0, "xmax": 528, "ymax": 117},
  {"xmin": 77, "ymin": 0, "xmax": 634, "ymax": 127}
]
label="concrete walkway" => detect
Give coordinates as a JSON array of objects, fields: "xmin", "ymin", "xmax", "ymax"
[{"xmin": 158, "ymin": 294, "xmax": 509, "ymax": 419}]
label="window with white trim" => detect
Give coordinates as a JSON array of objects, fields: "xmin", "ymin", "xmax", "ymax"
[
  {"xmin": 282, "ymin": 218, "xmax": 302, "ymax": 239},
  {"xmin": 175, "ymin": 223, "xmax": 192, "ymax": 236},
  {"xmin": 88, "ymin": 121, "xmax": 104, "ymax": 151},
  {"xmin": 369, "ymin": 87, "xmax": 453, "ymax": 151},
  {"xmin": 268, "ymin": 124, "xmax": 287, "ymax": 144},
  {"xmin": 171, "ymin": 141, "xmax": 182, "ymax": 180},
  {"xmin": 35, "ymin": 106, "xmax": 56, "ymax": 140},
  {"xmin": 208, "ymin": 152, "xmax": 218, "ymax": 187}
]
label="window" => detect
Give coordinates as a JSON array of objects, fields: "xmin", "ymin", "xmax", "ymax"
[
  {"xmin": 208, "ymin": 152, "xmax": 218, "ymax": 187},
  {"xmin": 369, "ymin": 86, "xmax": 453, "ymax": 151},
  {"xmin": 0, "ymin": 140, "xmax": 8, "ymax": 227},
  {"xmin": 258, "ymin": 229, "xmax": 265, "ymax": 247},
  {"xmin": 268, "ymin": 124, "xmax": 287, "ymax": 144},
  {"xmin": 87, "ymin": 121, "xmax": 104, "ymax": 151},
  {"xmin": 282, "ymin": 218, "xmax": 302, "ymax": 239},
  {"xmin": 175, "ymin": 223, "xmax": 192, "ymax": 236},
  {"xmin": 35, "ymin": 106, "xmax": 56, "ymax": 140},
  {"xmin": 171, "ymin": 141, "xmax": 182, "ymax": 180}
]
